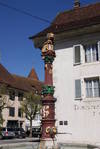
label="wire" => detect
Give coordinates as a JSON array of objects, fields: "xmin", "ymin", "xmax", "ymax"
[{"xmin": 0, "ymin": 1, "xmax": 51, "ymax": 24}]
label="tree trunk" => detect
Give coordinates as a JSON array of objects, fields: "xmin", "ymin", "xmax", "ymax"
[
  {"xmin": 29, "ymin": 119, "xmax": 32, "ymax": 138},
  {"xmin": 0, "ymin": 110, "xmax": 3, "ymax": 127}
]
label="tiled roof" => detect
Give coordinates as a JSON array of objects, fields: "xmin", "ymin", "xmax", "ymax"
[
  {"xmin": 13, "ymin": 75, "xmax": 43, "ymax": 93},
  {"xmin": 28, "ymin": 68, "xmax": 39, "ymax": 80},
  {"xmin": 0, "ymin": 64, "xmax": 15, "ymax": 86},
  {"xmin": 0, "ymin": 63, "xmax": 43, "ymax": 93},
  {"xmin": 30, "ymin": 2, "xmax": 100, "ymax": 39}
]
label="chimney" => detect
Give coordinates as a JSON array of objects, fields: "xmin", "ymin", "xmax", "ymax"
[{"xmin": 74, "ymin": 0, "xmax": 80, "ymax": 9}]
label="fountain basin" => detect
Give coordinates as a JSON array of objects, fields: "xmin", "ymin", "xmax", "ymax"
[
  {"xmin": 0, "ymin": 141, "xmax": 99, "ymax": 149},
  {"xmin": 58, "ymin": 142, "xmax": 98, "ymax": 149},
  {"xmin": 0, "ymin": 142, "xmax": 39, "ymax": 149}
]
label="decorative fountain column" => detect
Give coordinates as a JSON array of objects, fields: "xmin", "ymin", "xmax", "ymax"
[{"xmin": 40, "ymin": 33, "xmax": 57, "ymax": 148}]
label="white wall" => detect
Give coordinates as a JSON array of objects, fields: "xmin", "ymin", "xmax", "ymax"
[{"xmin": 53, "ymin": 35, "xmax": 100, "ymax": 144}]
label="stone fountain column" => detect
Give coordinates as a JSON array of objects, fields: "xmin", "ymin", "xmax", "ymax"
[{"xmin": 40, "ymin": 33, "xmax": 57, "ymax": 149}]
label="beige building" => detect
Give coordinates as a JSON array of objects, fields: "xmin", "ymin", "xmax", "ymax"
[{"xmin": 0, "ymin": 63, "xmax": 42, "ymax": 130}]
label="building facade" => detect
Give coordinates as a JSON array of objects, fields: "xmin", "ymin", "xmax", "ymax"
[
  {"xmin": 2, "ymin": 94, "xmax": 26, "ymax": 129},
  {"xmin": 53, "ymin": 32, "xmax": 100, "ymax": 144},
  {"xmin": 0, "ymin": 64, "xmax": 42, "ymax": 130},
  {"xmin": 31, "ymin": 1, "xmax": 100, "ymax": 146}
]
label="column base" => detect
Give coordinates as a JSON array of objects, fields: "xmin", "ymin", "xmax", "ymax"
[{"xmin": 39, "ymin": 138, "xmax": 57, "ymax": 149}]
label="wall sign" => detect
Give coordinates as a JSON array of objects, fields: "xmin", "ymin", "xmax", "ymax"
[{"xmin": 74, "ymin": 104, "xmax": 100, "ymax": 116}]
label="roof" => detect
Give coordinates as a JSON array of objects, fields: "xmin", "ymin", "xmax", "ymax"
[
  {"xmin": 0, "ymin": 64, "xmax": 15, "ymax": 86},
  {"xmin": 30, "ymin": 2, "xmax": 100, "ymax": 39},
  {"xmin": 0, "ymin": 63, "xmax": 43, "ymax": 93},
  {"xmin": 13, "ymin": 75, "xmax": 43, "ymax": 93},
  {"xmin": 28, "ymin": 68, "xmax": 39, "ymax": 80}
]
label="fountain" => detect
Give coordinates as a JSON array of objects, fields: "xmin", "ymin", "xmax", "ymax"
[{"xmin": 1, "ymin": 32, "xmax": 99, "ymax": 149}]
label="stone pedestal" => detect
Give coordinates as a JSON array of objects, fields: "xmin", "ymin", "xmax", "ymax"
[{"xmin": 39, "ymin": 138, "xmax": 57, "ymax": 149}]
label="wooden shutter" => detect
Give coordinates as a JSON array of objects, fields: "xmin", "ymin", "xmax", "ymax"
[
  {"xmin": 74, "ymin": 45, "xmax": 81, "ymax": 65},
  {"xmin": 75, "ymin": 79, "xmax": 81, "ymax": 99}
]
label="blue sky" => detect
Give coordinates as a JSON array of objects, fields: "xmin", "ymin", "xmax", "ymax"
[{"xmin": 0, "ymin": 0, "xmax": 100, "ymax": 81}]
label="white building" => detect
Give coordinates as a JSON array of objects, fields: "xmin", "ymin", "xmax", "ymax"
[{"xmin": 31, "ymin": 1, "xmax": 100, "ymax": 147}]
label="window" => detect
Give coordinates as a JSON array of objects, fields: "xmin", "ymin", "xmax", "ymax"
[
  {"xmin": 18, "ymin": 92, "xmax": 23, "ymax": 101},
  {"xmin": 9, "ymin": 107, "xmax": 15, "ymax": 117},
  {"xmin": 85, "ymin": 78, "xmax": 100, "ymax": 98},
  {"xmin": 59, "ymin": 121, "xmax": 63, "ymax": 125},
  {"xmin": 34, "ymin": 113, "xmax": 39, "ymax": 120},
  {"xmin": 9, "ymin": 90, "xmax": 15, "ymax": 100},
  {"xmin": 59, "ymin": 121, "xmax": 68, "ymax": 125},
  {"xmin": 75, "ymin": 79, "xmax": 81, "ymax": 99},
  {"xmin": 84, "ymin": 43, "xmax": 98, "ymax": 63},
  {"xmin": 64, "ymin": 121, "xmax": 68, "ymax": 125},
  {"xmin": 74, "ymin": 45, "xmax": 81, "ymax": 65},
  {"xmin": 18, "ymin": 108, "xmax": 23, "ymax": 117}
]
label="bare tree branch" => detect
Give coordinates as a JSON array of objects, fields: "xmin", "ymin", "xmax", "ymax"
[{"xmin": 21, "ymin": 92, "xmax": 41, "ymax": 137}]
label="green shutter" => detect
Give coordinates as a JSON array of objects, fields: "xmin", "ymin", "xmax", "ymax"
[
  {"xmin": 75, "ymin": 79, "xmax": 81, "ymax": 99},
  {"xmin": 74, "ymin": 45, "xmax": 81, "ymax": 65}
]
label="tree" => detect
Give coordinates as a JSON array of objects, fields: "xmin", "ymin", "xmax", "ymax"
[
  {"xmin": 0, "ymin": 111, "xmax": 3, "ymax": 128},
  {"xmin": 0, "ymin": 84, "xmax": 12, "ymax": 127},
  {"xmin": 21, "ymin": 92, "xmax": 41, "ymax": 137}
]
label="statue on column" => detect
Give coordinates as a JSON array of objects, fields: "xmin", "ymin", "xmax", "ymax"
[
  {"xmin": 42, "ymin": 33, "xmax": 54, "ymax": 53},
  {"xmin": 42, "ymin": 33, "xmax": 56, "ymax": 71}
]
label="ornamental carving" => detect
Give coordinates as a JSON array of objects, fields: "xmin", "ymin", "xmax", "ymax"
[
  {"xmin": 41, "ymin": 85, "xmax": 55, "ymax": 95},
  {"xmin": 46, "ymin": 126, "xmax": 57, "ymax": 136},
  {"xmin": 42, "ymin": 105, "xmax": 50, "ymax": 118},
  {"xmin": 42, "ymin": 33, "xmax": 54, "ymax": 53}
]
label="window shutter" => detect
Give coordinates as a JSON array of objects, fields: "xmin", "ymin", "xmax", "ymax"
[
  {"xmin": 74, "ymin": 45, "xmax": 81, "ymax": 65},
  {"xmin": 98, "ymin": 41, "xmax": 100, "ymax": 61},
  {"xmin": 75, "ymin": 79, "xmax": 81, "ymax": 99}
]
